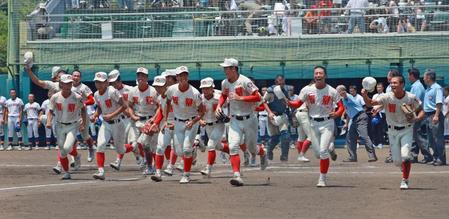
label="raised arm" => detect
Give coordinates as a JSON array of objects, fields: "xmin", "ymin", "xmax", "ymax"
[{"xmin": 25, "ymin": 66, "xmax": 48, "ymax": 89}]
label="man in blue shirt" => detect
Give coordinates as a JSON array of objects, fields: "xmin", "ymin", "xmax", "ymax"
[
  {"xmin": 408, "ymin": 68, "xmax": 433, "ymax": 163},
  {"xmin": 337, "ymin": 85, "xmax": 377, "ymax": 162},
  {"xmin": 423, "ymin": 69, "xmax": 446, "ymax": 166}
]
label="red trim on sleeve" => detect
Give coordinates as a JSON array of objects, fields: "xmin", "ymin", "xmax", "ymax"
[
  {"xmin": 84, "ymin": 95, "xmax": 95, "ymax": 106},
  {"xmin": 241, "ymin": 91, "xmax": 261, "ymax": 103},
  {"xmin": 288, "ymin": 100, "xmax": 303, "ymax": 108}
]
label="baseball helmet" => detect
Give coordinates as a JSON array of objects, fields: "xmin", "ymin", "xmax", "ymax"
[{"xmin": 362, "ymin": 77, "xmax": 377, "ymax": 93}]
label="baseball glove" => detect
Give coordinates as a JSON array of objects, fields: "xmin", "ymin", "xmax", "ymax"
[
  {"xmin": 216, "ymin": 111, "xmax": 230, "ymax": 123},
  {"xmin": 401, "ymin": 103, "xmax": 416, "ymax": 123}
]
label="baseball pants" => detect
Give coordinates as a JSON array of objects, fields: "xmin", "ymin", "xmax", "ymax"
[
  {"xmin": 55, "ymin": 122, "xmax": 79, "ymax": 158},
  {"xmin": 89, "ymin": 121, "xmax": 97, "ymax": 138},
  {"xmin": 96, "ymin": 121, "xmax": 126, "ymax": 154},
  {"xmin": 309, "ymin": 119, "xmax": 335, "ymax": 159},
  {"xmin": 296, "ymin": 111, "xmax": 312, "ymax": 142},
  {"xmin": 388, "ymin": 126, "xmax": 413, "ymax": 167},
  {"xmin": 40, "ymin": 115, "xmax": 56, "ymax": 139},
  {"xmin": 7, "ymin": 116, "xmax": 22, "ymax": 138},
  {"xmin": 205, "ymin": 123, "xmax": 226, "ymax": 151},
  {"xmin": 156, "ymin": 125, "xmax": 176, "ymax": 155},
  {"xmin": 174, "ymin": 120, "xmax": 200, "ymax": 157},
  {"xmin": 27, "ymin": 118, "xmax": 39, "ymax": 139},
  {"xmin": 228, "ymin": 115, "xmax": 259, "ymax": 155}
]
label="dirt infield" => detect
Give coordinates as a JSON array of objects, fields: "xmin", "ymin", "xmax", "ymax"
[{"xmin": 1, "ymin": 147, "xmax": 449, "ymax": 219}]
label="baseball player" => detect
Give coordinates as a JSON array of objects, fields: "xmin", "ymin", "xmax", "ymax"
[
  {"xmin": 121, "ymin": 67, "xmax": 158, "ymax": 174},
  {"xmin": 86, "ymin": 104, "xmax": 98, "ymax": 145},
  {"xmin": 108, "ymin": 69, "xmax": 145, "ymax": 167},
  {"xmin": 164, "ymin": 66, "xmax": 204, "ymax": 184},
  {"xmin": 90, "ymin": 72, "xmax": 128, "ymax": 180},
  {"xmin": 4, "ymin": 89, "xmax": 24, "ymax": 151},
  {"xmin": 25, "ymin": 65, "xmax": 65, "ymax": 96},
  {"xmin": 39, "ymin": 92, "xmax": 56, "ymax": 150},
  {"xmin": 362, "ymin": 75, "xmax": 424, "ymax": 189},
  {"xmin": 71, "ymin": 70, "xmax": 96, "ymax": 162},
  {"xmin": 24, "ymin": 94, "xmax": 41, "ymax": 150},
  {"xmin": 0, "ymin": 95, "xmax": 6, "ymax": 151},
  {"xmin": 47, "ymin": 74, "xmax": 86, "ymax": 180},
  {"xmin": 288, "ymin": 66, "xmax": 345, "ymax": 187},
  {"xmin": 294, "ymin": 87, "xmax": 314, "ymax": 162},
  {"xmin": 216, "ymin": 58, "xmax": 268, "ymax": 187}
]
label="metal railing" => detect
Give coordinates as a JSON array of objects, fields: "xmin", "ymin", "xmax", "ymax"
[{"xmin": 26, "ymin": 5, "xmax": 449, "ymax": 41}]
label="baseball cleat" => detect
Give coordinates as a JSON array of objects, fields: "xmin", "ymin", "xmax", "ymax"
[
  {"xmin": 230, "ymin": 176, "xmax": 244, "ymax": 187},
  {"xmin": 260, "ymin": 153, "xmax": 268, "ymax": 170},
  {"xmin": 52, "ymin": 164, "xmax": 62, "ymax": 175},
  {"xmin": 61, "ymin": 172, "xmax": 71, "ymax": 180},
  {"xmin": 34, "ymin": 146, "xmax": 39, "ymax": 150},
  {"xmin": 73, "ymin": 154, "xmax": 82, "ymax": 171},
  {"xmin": 0, "ymin": 146, "xmax": 4, "ymax": 151},
  {"xmin": 151, "ymin": 170, "xmax": 163, "ymax": 182},
  {"xmin": 249, "ymin": 156, "xmax": 257, "ymax": 167},
  {"xmin": 243, "ymin": 151, "xmax": 250, "ymax": 167},
  {"xmin": 93, "ymin": 171, "xmax": 105, "ymax": 180},
  {"xmin": 109, "ymin": 159, "xmax": 121, "ymax": 171},
  {"xmin": 144, "ymin": 166, "xmax": 155, "ymax": 175},
  {"xmin": 400, "ymin": 179, "xmax": 409, "ymax": 190},
  {"xmin": 6, "ymin": 145, "xmax": 12, "ymax": 151},
  {"xmin": 316, "ymin": 174, "xmax": 327, "ymax": 187},
  {"xmin": 87, "ymin": 148, "xmax": 95, "ymax": 162},
  {"xmin": 44, "ymin": 146, "xmax": 50, "ymax": 150},
  {"xmin": 200, "ymin": 166, "xmax": 212, "ymax": 178},
  {"xmin": 17, "ymin": 146, "xmax": 22, "ymax": 151},
  {"xmin": 297, "ymin": 155, "xmax": 310, "ymax": 162},
  {"xmin": 176, "ymin": 161, "xmax": 184, "ymax": 172},
  {"xmin": 164, "ymin": 165, "xmax": 174, "ymax": 176},
  {"xmin": 179, "ymin": 174, "xmax": 191, "ymax": 184}
]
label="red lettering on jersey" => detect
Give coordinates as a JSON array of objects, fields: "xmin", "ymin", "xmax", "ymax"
[
  {"xmin": 133, "ymin": 96, "xmax": 139, "ymax": 104},
  {"xmin": 68, "ymin": 103, "xmax": 76, "ymax": 112},
  {"xmin": 146, "ymin": 96, "xmax": 153, "ymax": 105},
  {"xmin": 235, "ymin": 86, "xmax": 244, "ymax": 96},
  {"xmin": 388, "ymin": 103, "xmax": 396, "ymax": 113},
  {"xmin": 322, "ymin": 95, "xmax": 331, "ymax": 105},
  {"xmin": 185, "ymin": 98, "xmax": 193, "ymax": 107},
  {"xmin": 56, "ymin": 103, "xmax": 63, "ymax": 111},
  {"xmin": 122, "ymin": 93, "xmax": 128, "ymax": 102},
  {"xmin": 172, "ymin": 96, "xmax": 179, "ymax": 105},
  {"xmin": 212, "ymin": 103, "xmax": 218, "ymax": 111},
  {"xmin": 105, "ymin": 99, "xmax": 112, "ymax": 108},
  {"xmin": 308, "ymin": 94, "xmax": 316, "ymax": 104}
]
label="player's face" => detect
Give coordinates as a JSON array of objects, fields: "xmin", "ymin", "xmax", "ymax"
[
  {"xmin": 202, "ymin": 87, "xmax": 214, "ymax": 96},
  {"xmin": 176, "ymin": 72, "xmax": 189, "ymax": 84},
  {"xmin": 224, "ymin": 67, "xmax": 236, "ymax": 80},
  {"xmin": 72, "ymin": 71, "xmax": 81, "ymax": 84},
  {"xmin": 10, "ymin": 90, "xmax": 16, "ymax": 99},
  {"xmin": 136, "ymin": 73, "xmax": 148, "ymax": 86},
  {"xmin": 261, "ymin": 87, "xmax": 267, "ymax": 95},
  {"xmin": 376, "ymin": 84, "xmax": 384, "ymax": 93},
  {"xmin": 28, "ymin": 94, "xmax": 35, "ymax": 103},
  {"xmin": 60, "ymin": 82, "xmax": 73, "ymax": 92},
  {"xmin": 54, "ymin": 72, "xmax": 64, "ymax": 82},
  {"xmin": 313, "ymin": 68, "xmax": 326, "ymax": 83},
  {"xmin": 95, "ymin": 81, "xmax": 108, "ymax": 92},
  {"xmin": 110, "ymin": 80, "xmax": 120, "ymax": 89},
  {"xmin": 165, "ymin": 76, "xmax": 177, "ymax": 86},
  {"xmin": 155, "ymin": 86, "xmax": 166, "ymax": 95},
  {"xmin": 390, "ymin": 77, "xmax": 403, "ymax": 92}
]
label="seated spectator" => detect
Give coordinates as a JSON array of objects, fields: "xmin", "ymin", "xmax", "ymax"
[{"xmin": 369, "ymin": 17, "xmax": 389, "ymax": 33}]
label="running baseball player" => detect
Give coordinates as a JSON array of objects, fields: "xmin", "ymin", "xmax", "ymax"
[
  {"xmin": 39, "ymin": 92, "xmax": 55, "ymax": 150},
  {"xmin": 164, "ymin": 66, "xmax": 204, "ymax": 184},
  {"xmin": 24, "ymin": 94, "xmax": 41, "ymax": 150},
  {"xmin": 90, "ymin": 72, "xmax": 128, "ymax": 180},
  {"xmin": 108, "ymin": 69, "xmax": 145, "ymax": 167},
  {"xmin": 121, "ymin": 67, "xmax": 158, "ymax": 174},
  {"xmin": 216, "ymin": 58, "xmax": 268, "ymax": 187},
  {"xmin": 362, "ymin": 75, "xmax": 424, "ymax": 189},
  {"xmin": 294, "ymin": 85, "xmax": 315, "ymax": 162},
  {"xmin": 71, "ymin": 70, "xmax": 96, "ymax": 162},
  {"xmin": 288, "ymin": 66, "xmax": 345, "ymax": 187},
  {"xmin": 0, "ymin": 95, "xmax": 6, "ymax": 151},
  {"xmin": 86, "ymin": 104, "xmax": 97, "ymax": 146},
  {"xmin": 47, "ymin": 74, "xmax": 86, "ymax": 180},
  {"xmin": 4, "ymin": 89, "xmax": 24, "ymax": 151}
]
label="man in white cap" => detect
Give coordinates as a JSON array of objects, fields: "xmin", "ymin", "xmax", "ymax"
[
  {"xmin": 164, "ymin": 66, "xmax": 204, "ymax": 184},
  {"xmin": 46, "ymin": 74, "xmax": 86, "ymax": 180},
  {"xmin": 216, "ymin": 58, "xmax": 268, "ymax": 187},
  {"xmin": 90, "ymin": 72, "xmax": 128, "ymax": 180},
  {"xmin": 124, "ymin": 67, "xmax": 159, "ymax": 175},
  {"xmin": 108, "ymin": 69, "xmax": 145, "ymax": 165},
  {"xmin": 4, "ymin": 89, "xmax": 24, "ymax": 151},
  {"xmin": 197, "ymin": 77, "xmax": 230, "ymax": 178},
  {"xmin": 71, "ymin": 70, "xmax": 96, "ymax": 162}
]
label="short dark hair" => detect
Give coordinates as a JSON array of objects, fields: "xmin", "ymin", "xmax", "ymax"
[
  {"xmin": 376, "ymin": 82, "xmax": 384, "ymax": 87},
  {"xmin": 10, "ymin": 88, "xmax": 16, "ymax": 92},
  {"xmin": 424, "ymin": 69, "xmax": 436, "ymax": 81},
  {"xmin": 349, "ymin": 85, "xmax": 357, "ymax": 91},
  {"xmin": 388, "ymin": 69, "xmax": 402, "ymax": 77},
  {"xmin": 393, "ymin": 75, "xmax": 405, "ymax": 84},
  {"xmin": 313, "ymin": 65, "xmax": 327, "ymax": 75},
  {"xmin": 275, "ymin": 74, "xmax": 284, "ymax": 80},
  {"xmin": 408, "ymin": 68, "xmax": 420, "ymax": 79},
  {"xmin": 72, "ymin": 70, "xmax": 82, "ymax": 75}
]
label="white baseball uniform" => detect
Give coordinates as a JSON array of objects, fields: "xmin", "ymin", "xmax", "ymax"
[
  {"xmin": 221, "ymin": 74, "xmax": 260, "ymax": 155},
  {"xmin": 72, "ymin": 83, "xmax": 93, "ymax": 139},
  {"xmin": 128, "ymin": 85, "xmax": 159, "ymax": 152},
  {"xmin": 202, "ymin": 89, "xmax": 226, "ymax": 152},
  {"xmin": 375, "ymin": 91, "xmax": 421, "ymax": 166},
  {"xmin": 5, "ymin": 98, "xmax": 24, "ymax": 139},
  {"xmin": 24, "ymin": 102, "xmax": 41, "ymax": 139},
  {"xmin": 49, "ymin": 91, "xmax": 84, "ymax": 158},
  {"xmin": 0, "ymin": 96, "xmax": 6, "ymax": 137},
  {"xmin": 94, "ymin": 86, "xmax": 126, "ymax": 154},
  {"xmin": 295, "ymin": 93, "xmax": 313, "ymax": 142},
  {"xmin": 155, "ymin": 94, "xmax": 176, "ymax": 156},
  {"xmin": 40, "ymin": 99, "xmax": 56, "ymax": 139},
  {"xmin": 86, "ymin": 104, "xmax": 97, "ymax": 137},
  {"xmin": 117, "ymin": 84, "xmax": 134, "ymax": 144},
  {"xmin": 165, "ymin": 84, "xmax": 202, "ymax": 157},
  {"xmin": 298, "ymin": 84, "xmax": 341, "ymax": 159},
  {"xmin": 43, "ymin": 81, "xmax": 61, "ymax": 96}
]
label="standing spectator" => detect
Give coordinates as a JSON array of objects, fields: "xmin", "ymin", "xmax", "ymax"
[
  {"xmin": 408, "ymin": 68, "xmax": 433, "ymax": 163},
  {"xmin": 345, "ymin": 0, "xmax": 369, "ymax": 33},
  {"xmin": 239, "ymin": 0, "xmax": 263, "ymax": 35},
  {"xmin": 24, "ymin": 94, "xmax": 41, "ymax": 150},
  {"xmin": 423, "ymin": 69, "xmax": 446, "ymax": 166},
  {"xmin": 337, "ymin": 85, "xmax": 377, "ymax": 162},
  {"xmin": 371, "ymin": 82, "xmax": 387, "ymax": 148},
  {"xmin": 258, "ymin": 87, "xmax": 269, "ymax": 144},
  {"xmin": 443, "ymin": 86, "xmax": 449, "ymax": 143}
]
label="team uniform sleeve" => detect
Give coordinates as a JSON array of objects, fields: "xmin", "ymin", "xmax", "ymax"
[
  {"xmin": 376, "ymin": 93, "xmax": 388, "ymax": 107},
  {"xmin": 111, "ymin": 88, "xmax": 123, "ymax": 103},
  {"xmin": 245, "ymin": 80, "xmax": 259, "ymax": 94}
]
